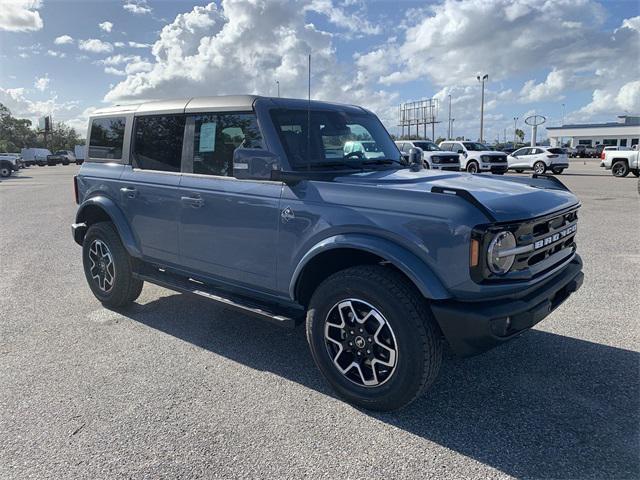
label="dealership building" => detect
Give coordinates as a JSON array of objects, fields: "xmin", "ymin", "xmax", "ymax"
[{"xmin": 547, "ymin": 115, "xmax": 640, "ymax": 148}]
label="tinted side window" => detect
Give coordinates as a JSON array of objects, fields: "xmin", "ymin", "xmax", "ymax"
[
  {"xmin": 132, "ymin": 115, "xmax": 185, "ymax": 172},
  {"xmin": 89, "ymin": 117, "xmax": 125, "ymax": 160},
  {"xmin": 186, "ymin": 113, "xmax": 263, "ymax": 177}
]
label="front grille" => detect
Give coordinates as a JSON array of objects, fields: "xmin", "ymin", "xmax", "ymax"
[
  {"xmin": 434, "ymin": 155, "xmax": 459, "ymax": 164},
  {"xmin": 471, "ymin": 205, "xmax": 580, "ymax": 284},
  {"xmin": 489, "ymin": 155, "xmax": 507, "ymax": 163},
  {"xmin": 512, "ymin": 208, "xmax": 578, "ymax": 271}
]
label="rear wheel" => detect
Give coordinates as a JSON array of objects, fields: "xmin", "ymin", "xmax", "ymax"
[
  {"xmin": 533, "ymin": 161, "xmax": 546, "ymax": 174},
  {"xmin": 466, "ymin": 161, "xmax": 479, "ymax": 173},
  {"xmin": 552, "ymin": 167, "xmax": 564, "ymax": 174},
  {"xmin": 631, "ymin": 169, "xmax": 639, "ymax": 178},
  {"xmin": 306, "ymin": 265, "xmax": 442, "ymax": 411},
  {"xmin": 82, "ymin": 222, "xmax": 143, "ymax": 308},
  {"xmin": 612, "ymin": 160, "xmax": 629, "ymax": 177},
  {"xmin": 0, "ymin": 166, "xmax": 11, "ymax": 177}
]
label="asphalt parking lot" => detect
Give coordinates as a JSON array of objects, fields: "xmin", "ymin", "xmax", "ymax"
[{"xmin": 1, "ymin": 162, "xmax": 638, "ymax": 479}]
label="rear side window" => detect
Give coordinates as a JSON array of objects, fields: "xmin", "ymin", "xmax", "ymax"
[
  {"xmin": 89, "ymin": 117, "xmax": 126, "ymax": 160},
  {"xmin": 547, "ymin": 148, "xmax": 564, "ymax": 154},
  {"xmin": 132, "ymin": 115, "xmax": 186, "ymax": 172}
]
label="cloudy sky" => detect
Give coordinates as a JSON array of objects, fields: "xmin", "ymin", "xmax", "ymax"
[{"xmin": 1, "ymin": 0, "xmax": 639, "ymax": 142}]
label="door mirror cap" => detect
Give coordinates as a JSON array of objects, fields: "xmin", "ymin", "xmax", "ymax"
[
  {"xmin": 233, "ymin": 149, "xmax": 280, "ymax": 180},
  {"xmin": 408, "ymin": 148, "xmax": 422, "ymax": 170}
]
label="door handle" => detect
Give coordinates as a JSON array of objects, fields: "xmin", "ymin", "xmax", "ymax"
[
  {"xmin": 181, "ymin": 195, "xmax": 204, "ymax": 208},
  {"xmin": 120, "ymin": 186, "xmax": 137, "ymax": 198}
]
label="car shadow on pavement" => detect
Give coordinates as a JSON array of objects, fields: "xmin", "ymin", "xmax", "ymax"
[{"xmin": 121, "ymin": 293, "xmax": 639, "ymax": 480}]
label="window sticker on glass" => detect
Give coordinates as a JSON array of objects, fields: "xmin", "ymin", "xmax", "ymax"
[{"xmin": 199, "ymin": 122, "xmax": 217, "ymax": 152}]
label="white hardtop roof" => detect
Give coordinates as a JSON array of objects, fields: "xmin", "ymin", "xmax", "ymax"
[{"xmin": 91, "ymin": 95, "xmax": 260, "ymax": 116}]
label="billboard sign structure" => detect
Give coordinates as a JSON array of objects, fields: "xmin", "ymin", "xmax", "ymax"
[
  {"xmin": 38, "ymin": 115, "xmax": 52, "ymax": 133},
  {"xmin": 398, "ymin": 99, "xmax": 440, "ymax": 140}
]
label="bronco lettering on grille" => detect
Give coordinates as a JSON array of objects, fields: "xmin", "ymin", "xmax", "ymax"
[{"xmin": 533, "ymin": 224, "xmax": 577, "ymax": 250}]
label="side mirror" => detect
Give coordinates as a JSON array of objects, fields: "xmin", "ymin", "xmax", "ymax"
[
  {"xmin": 408, "ymin": 148, "xmax": 422, "ymax": 171},
  {"xmin": 233, "ymin": 149, "xmax": 280, "ymax": 180}
]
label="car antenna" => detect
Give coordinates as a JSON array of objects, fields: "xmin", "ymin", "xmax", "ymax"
[{"xmin": 307, "ymin": 53, "xmax": 311, "ymax": 172}]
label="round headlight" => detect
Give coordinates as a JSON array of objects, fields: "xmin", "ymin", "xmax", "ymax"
[{"xmin": 487, "ymin": 231, "xmax": 516, "ymax": 275}]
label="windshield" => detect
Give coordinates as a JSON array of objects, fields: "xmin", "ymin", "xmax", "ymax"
[
  {"xmin": 463, "ymin": 142, "xmax": 489, "ymax": 151},
  {"xmin": 412, "ymin": 141, "xmax": 441, "ymax": 151},
  {"xmin": 271, "ymin": 109, "xmax": 404, "ymax": 170}
]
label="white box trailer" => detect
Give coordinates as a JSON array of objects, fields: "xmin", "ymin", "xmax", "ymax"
[{"xmin": 20, "ymin": 148, "xmax": 52, "ymax": 166}]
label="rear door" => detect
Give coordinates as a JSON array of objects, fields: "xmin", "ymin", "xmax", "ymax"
[
  {"xmin": 119, "ymin": 114, "xmax": 186, "ymax": 266},
  {"xmin": 178, "ymin": 111, "xmax": 281, "ymax": 292}
]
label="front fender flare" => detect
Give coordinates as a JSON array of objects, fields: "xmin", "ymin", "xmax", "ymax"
[
  {"xmin": 289, "ymin": 234, "xmax": 451, "ymax": 301},
  {"xmin": 75, "ymin": 196, "xmax": 141, "ymax": 258}
]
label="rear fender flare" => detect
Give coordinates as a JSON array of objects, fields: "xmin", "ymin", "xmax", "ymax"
[{"xmin": 75, "ymin": 196, "xmax": 141, "ymax": 258}]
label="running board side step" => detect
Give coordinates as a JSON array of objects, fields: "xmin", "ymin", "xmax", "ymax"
[{"xmin": 133, "ymin": 268, "xmax": 302, "ymax": 328}]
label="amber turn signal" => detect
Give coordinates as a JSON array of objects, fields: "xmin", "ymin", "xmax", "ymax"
[{"xmin": 470, "ymin": 239, "xmax": 480, "ymax": 267}]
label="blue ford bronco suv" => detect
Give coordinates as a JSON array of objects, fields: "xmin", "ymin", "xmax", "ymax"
[{"xmin": 72, "ymin": 96, "xmax": 583, "ymax": 411}]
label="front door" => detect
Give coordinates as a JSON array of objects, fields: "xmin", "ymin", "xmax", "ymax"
[
  {"xmin": 178, "ymin": 112, "xmax": 282, "ymax": 292},
  {"xmin": 120, "ymin": 114, "xmax": 186, "ymax": 266}
]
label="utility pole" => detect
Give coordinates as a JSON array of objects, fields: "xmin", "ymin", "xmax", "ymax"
[
  {"xmin": 477, "ymin": 74, "xmax": 488, "ymax": 142},
  {"xmin": 513, "ymin": 116, "xmax": 518, "ymax": 147},
  {"xmin": 447, "ymin": 94, "xmax": 452, "ymax": 140}
]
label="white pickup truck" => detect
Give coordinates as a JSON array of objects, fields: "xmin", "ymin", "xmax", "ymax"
[{"xmin": 601, "ymin": 146, "xmax": 639, "ymax": 177}]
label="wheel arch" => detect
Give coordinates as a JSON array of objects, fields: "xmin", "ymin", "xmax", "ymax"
[
  {"xmin": 74, "ymin": 196, "xmax": 141, "ymax": 258},
  {"xmin": 290, "ymin": 234, "xmax": 450, "ymax": 307}
]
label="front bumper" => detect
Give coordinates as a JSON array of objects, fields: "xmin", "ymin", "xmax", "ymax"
[
  {"xmin": 433, "ymin": 165, "xmax": 460, "ymax": 171},
  {"xmin": 481, "ymin": 163, "xmax": 508, "ymax": 174},
  {"xmin": 431, "ymin": 255, "xmax": 583, "ymax": 357}
]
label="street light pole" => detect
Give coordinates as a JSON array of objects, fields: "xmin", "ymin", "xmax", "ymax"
[
  {"xmin": 447, "ymin": 94, "xmax": 452, "ymax": 140},
  {"xmin": 276, "ymin": 80, "xmax": 280, "ymax": 97},
  {"xmin": 451, "ymin": 118, "xmax": 455, "ymax": 140},
  {"xmin": 477, "ymin": 74, "xmax": 488, "ymax": 142},
  {"xmin": 513, "ymin": 116, "xmax": 518, "ymax": 147}
]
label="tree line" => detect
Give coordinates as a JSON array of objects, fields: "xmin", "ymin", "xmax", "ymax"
[{"xmin": 0, "ymin": 103, "xmax": 83, "ymax": 153}]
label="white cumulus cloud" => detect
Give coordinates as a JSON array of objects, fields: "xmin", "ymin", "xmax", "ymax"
[
  {"xmin": 123, "ymin": 0, "xmax": 152, "ymax": 15},
  {"xmin": 99, "ymin": 21, "xmax": 114, "ymax": 32},
  {"xmin": 103, "ymin": 1, "xmax": 398, "ymax": 124},
  {"xmin": 34, "ymin": 74, "xmax": 50, "ymax": 92},
  {"xmin": 0, "ymin": 0, "xmax": 43, "ymax": 32},
  {"xmin": 54, "ymin": 34, "xmax": 74, "ymax": 45},
  {"xmin": 79, "ymin": 38, "xmax": 114, "ymax": 53}
]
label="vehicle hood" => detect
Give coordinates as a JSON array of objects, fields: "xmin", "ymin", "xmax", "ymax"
[{"xmin": 334, "ymin": 169, "xmax": 579, "ymax": 223}]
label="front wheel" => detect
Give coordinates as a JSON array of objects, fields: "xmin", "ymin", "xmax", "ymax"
[
  {"xmin": 631, "ymin": 169, "xmax": 639, "ymax": 178},
  {"xmin": 82, "ymin": 222, "xmax": 143, "ymax": 308},
  {"xmin": 612, "ymin": 160, "xmax": 629, "ymax": 177},
  {"xmin": 466, "ymin": 161, "xmax": 479, "ymax": 173},
  {"xmin": 306, "ymin": 265, "xmax": 442, "ymax": 411},
  {"xmin": 0, "ymin": 166, "xmax": 11, "ymax": 177},
  {"xmin": 533, "ymin": 161, "xmax": 546, "ymax": 174},
  {"xmin": 552, "ymin": 167, "xmax": 564, "ymax": 174}
]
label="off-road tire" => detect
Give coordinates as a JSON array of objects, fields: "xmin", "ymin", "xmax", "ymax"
[
  {"xmin": 533, "ymin": 161, "xmax": 546, "ymax": 174},
  {"xmin": 552, "ymin": 167, "xmax": 564, "ymax": 174},
  {"xmin": 612, "ymin": 160, "xmax": 629, "ymax": 177},
  {"xmin": 306, "ymin": 265, "xmax": 442, "ymax": 411},
  {"xmin": 0, "ymin": 166, "xmax": 11, "ymax": 177},
  {"xmin": 466, "ymin": 161, "xmax": 479, "ymax": 173},
  {"xmin": 82, "ymin": 221, "xmax": 143, "ymax": 308}
]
